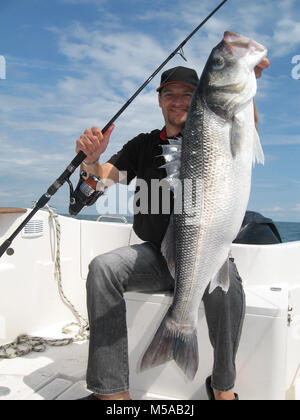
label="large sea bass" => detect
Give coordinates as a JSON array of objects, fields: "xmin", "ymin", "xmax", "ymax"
[{"xmin": 140, "ymin": 31, "xmax": 267, "ymax": 380}]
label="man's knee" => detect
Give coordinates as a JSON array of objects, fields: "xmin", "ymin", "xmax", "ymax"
[
  {"xmin": 89, "ymin": 253, "xmax": 110, "ymax": 273},
  {"xmin": 87, "ymin": 251, "xmax": 125, "ymax": 296},
  {"xmin": 89, "ymin": 250, "xmax": 124, "ymax": 276},
  {"xmin": 87, "ymin": 253, "xmax": 115, "ymax": 288}
]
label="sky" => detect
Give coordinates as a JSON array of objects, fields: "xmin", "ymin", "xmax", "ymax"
[{"xmin": 0, "ymin": 0, "xmax": 300, "ymax": 221}]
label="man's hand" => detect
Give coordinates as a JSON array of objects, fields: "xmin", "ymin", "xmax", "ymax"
[
  {"xmin": 76, "ymin": 125, "xmax": 115, "ymax": 164},
  {"xmin": 254, "ymin": 58, "xmax": 270, "ymax": 79},
  {"xmin": 253, "ymin": 58, "xmax": 270, "ymax": 130}
]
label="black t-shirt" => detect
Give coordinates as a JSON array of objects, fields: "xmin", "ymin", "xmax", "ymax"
[{"xmin": 108, "ymin": 128, "xmax": 175, "ymax": 248}]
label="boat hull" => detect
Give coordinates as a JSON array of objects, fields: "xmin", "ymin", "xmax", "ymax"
[{"xmin": 0, "ymin": 208, "xmax": 300, "ymax": 399}]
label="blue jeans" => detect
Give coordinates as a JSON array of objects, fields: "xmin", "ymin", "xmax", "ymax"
[{"xmin": 86, "ymin": 242, "xmax": 245, "ymax": 394}]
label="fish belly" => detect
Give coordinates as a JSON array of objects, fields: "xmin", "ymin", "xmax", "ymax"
[{"xmin": 172, "ymin": 105, "xmax": 252, "ymax": 323}]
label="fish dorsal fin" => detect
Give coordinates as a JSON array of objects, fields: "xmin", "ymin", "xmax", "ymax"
[
  {"xmin": 159, "ymin": 137, "xmax": 182, "ymax": 189},
  {"xmin": 252, "ymin": 128, "xmax": 265, "ymax": 166}
]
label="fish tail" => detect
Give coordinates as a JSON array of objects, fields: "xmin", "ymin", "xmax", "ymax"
[{"xmin": 140, "ymin": 310, "xmax": 199, "ymax": 381}]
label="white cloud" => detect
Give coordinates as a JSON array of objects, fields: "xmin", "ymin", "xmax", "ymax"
[
  {"xmin": 273, "ymin": 18, "xmax": 300, "ymax": 57},
  {"xmin": 1, "ymin": 0, "xmax": 299, "ymax": 215},
  {"xmin": 59, "ymin": 0, "xmax": 107, "ymax": 5},
  {"xmin": 264, "ymin": 154, "xmax": 278, "ymax": 163},
  {"xmin": 261, "ymin": 206, "xmax": 285, "ymax": 212},
  {"xmin": 3, "ymin": 0, "xmax": 296, "ymax": 147},
  {"xmin": 272, "ymin": 206, "xmax": 285, "ymax": 212},
  {"xmin": 0, "ymin": 192, "xmax": 12, "ymax": 197},
  {"xmin": 56, "ymin": 25, "xmax": 167, "ymax": 82},
  {"xmin": 261, "ymin": 134, "xmax": 300, "ymax": 146}
]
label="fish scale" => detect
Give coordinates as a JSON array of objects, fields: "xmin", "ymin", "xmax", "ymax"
[{"xmin": 140, "ymin": 31, "xmax": 267, "ymax": 380}]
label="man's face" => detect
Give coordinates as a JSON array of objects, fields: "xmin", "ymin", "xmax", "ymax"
[{"xmin": 158, "ymin": 84, "xmax": 194, "ymax": 132}]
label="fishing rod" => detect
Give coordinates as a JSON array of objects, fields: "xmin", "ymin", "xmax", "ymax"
[{"xmin": 0, "ymin": 0, "xmax": 228, "ymax": 258}]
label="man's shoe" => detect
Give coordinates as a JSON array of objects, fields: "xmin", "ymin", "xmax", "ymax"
[
  {"xmin": 205, "ymin": 376, "xmax": 239, "ymax": 400},
  {"xmin": 77, "ymin": 393, "xmax": 100, "ymax": 400}
]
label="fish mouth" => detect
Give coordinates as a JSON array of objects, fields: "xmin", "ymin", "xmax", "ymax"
[
  {"xmin": 222, "ymin": 30, "xmax": 267, "ymax": 68},
  {"xmin": 224, "ymin": 31, "xmax": 266, "ymax": 52}
]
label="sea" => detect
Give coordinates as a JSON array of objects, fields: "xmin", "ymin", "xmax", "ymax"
[
  {"xmin": 275, "ymin": 222, "xmax": 300, "ymax": 243},
  {"xmin": 65, "ymin": 214, "xmax": 300, "ymax": 243}
]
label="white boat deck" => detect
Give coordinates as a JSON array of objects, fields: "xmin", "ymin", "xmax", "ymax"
[
  {"xmin": 1, "ymin": 211, "xmax": 300, "ymax": 400},
  {"xmin": 1, "ymin": 335, "xmax": 299, "ymax": 401},
  {"xmin": 0, "ymin": 339, "xmax": 90, "ymax": 400},
  {"xmin": 1, "ymin": 290, "xmax": 300, "ymax": 402},
  {"xmin": 0, "ymin": 319, "xmax": 180, "ymax": 401},
  {"xmin": 0, "ymin": 332, "xmax": 175, "ymax": 401}
]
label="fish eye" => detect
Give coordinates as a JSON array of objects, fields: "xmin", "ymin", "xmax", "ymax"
[{"xmin": 212, "ymin": 56, "xmax": 225, "ymax": 70}]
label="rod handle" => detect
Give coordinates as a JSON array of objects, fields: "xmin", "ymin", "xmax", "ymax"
[{"xmin": 0, "ymin": 239, "xmax": 12, "ymax": 258}]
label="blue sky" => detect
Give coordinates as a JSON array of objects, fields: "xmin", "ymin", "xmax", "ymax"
[{"xmin": 0, "ymin": 0, "xmax": 300, "ymax": 221}]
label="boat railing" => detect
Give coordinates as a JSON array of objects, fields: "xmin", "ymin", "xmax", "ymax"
[{"xmin": 96, "ymin": 215, "xmax": 128, "ymax": 224}]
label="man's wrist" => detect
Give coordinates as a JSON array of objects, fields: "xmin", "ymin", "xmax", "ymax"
[{"xmin": 82, "ymin": 159, "xmax": 99, "ymax": 168}]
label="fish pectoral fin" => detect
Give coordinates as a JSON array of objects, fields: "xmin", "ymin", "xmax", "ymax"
[
  {"xmin": 230, "ymin": 115, "xmax": 244, "ymax": 158},
  {"xmin": 252, "ymin": 128, "xmax": 265, "ymax": 166},
  {"xmin": 231, "ymin": 112, "xmax": 264, "ymax": 166},
  {"xmin": 209, "ymin": 258, "xmax": 230, "ymax": 294}
]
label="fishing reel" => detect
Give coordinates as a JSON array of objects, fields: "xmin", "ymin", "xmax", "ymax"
[{"xmin": 68, "ymin": 170, "xmax": 105, "ymax": 216}]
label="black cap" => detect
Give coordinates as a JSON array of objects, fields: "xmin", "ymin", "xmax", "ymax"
[{"xmin": 156, "ymin": 66, "xmax": 199, "ymax": 92}]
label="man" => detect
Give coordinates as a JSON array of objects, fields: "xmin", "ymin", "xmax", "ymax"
[{"xmin": 76, "ymin": 61, "xmax": 269, "ymax": 401}]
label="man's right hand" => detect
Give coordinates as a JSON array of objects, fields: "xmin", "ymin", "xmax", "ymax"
[{"xmin": 76, "ymin": 125, "xmax": 115, "ymax": 164}]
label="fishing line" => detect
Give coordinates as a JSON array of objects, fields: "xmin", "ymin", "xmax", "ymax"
[{"xmin": 0, "ymin": 0, "xmax": 229, "ymax": 258}]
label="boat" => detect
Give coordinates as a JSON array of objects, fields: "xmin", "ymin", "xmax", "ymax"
[{"xmin": 0, "ymin": 206, "xmax": 299, "ymax": 400}]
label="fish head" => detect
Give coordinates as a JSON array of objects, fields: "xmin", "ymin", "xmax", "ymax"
[{"xmin": 199, "ymin": 31, "xmax": 268, "ymax": 120}]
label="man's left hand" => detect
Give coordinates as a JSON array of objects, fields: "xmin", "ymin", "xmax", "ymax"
[{"xmin": 254, "ymin": 58, "xmax": 270, "ymax": 79}]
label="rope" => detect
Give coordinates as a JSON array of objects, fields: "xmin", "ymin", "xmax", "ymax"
[
  {"xmin": 46, "ymin": 205, "xmax": 89, "ymax": 342},
  {"xmin": 0, "ymin": 206, "xmax": 89, "ymax": 359},
  {"xmin": 0, "ymin": 334, "xmax": 73, "ymax": 359}
]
